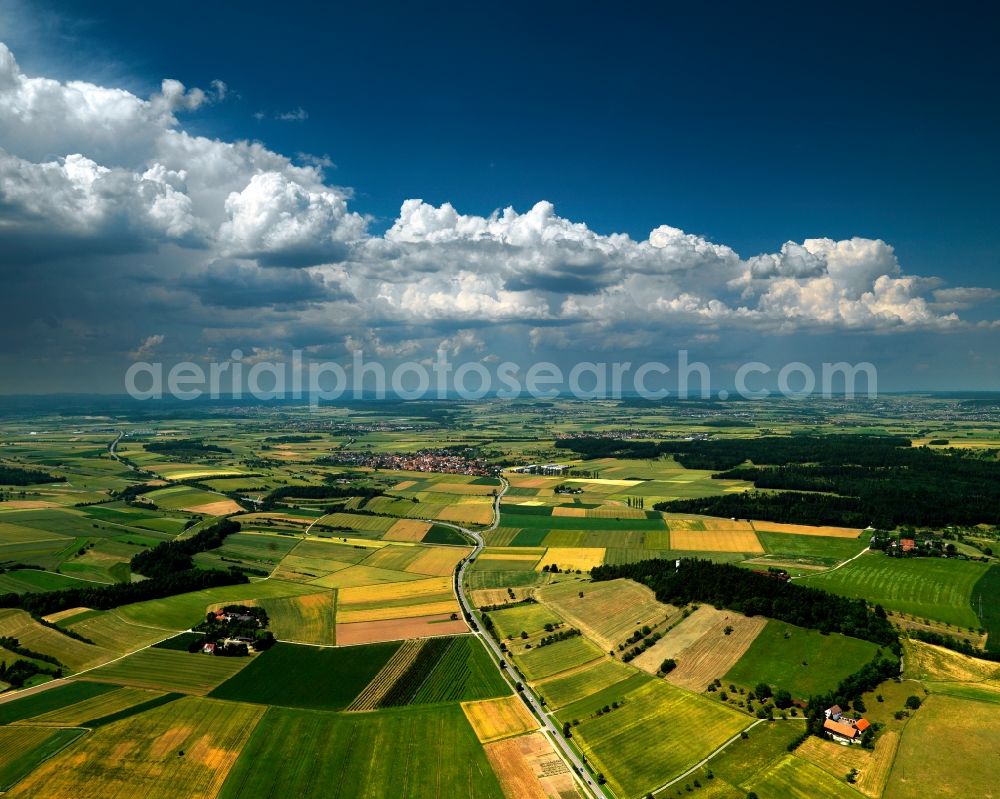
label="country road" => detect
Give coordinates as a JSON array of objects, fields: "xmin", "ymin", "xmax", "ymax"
[{"xmin": 431, "ymin": 477, "xmax": 611, "ymax": 799}]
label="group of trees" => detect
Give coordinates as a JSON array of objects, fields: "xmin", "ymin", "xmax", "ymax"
[
  {"xmin": 144, "ymin": 439, "xmax": 231, "ymax": 458},
  {"xmin": 259, "ymin": 483, "xmax": 384, "ymax": 511},
  {"xmin": 130, "ymin": 518, "xmax": 241, "ymax": 578},
  {"xmin": 805, "ymin": 654, "xmax": 900, "ymax": 737},
  {"xmin": 0, "ymin": 465, "xmax": 64, "ymax": 486},
  {"xmin": 0, "ymin": 567, "xmax": 247, "ymax": 618},
  {"xmin": 558, "ymin": 434, "xmax": 1000, "ymax": 527},
  {"xmin": 592, "ymin": 558, "xmax": 898, "ymax": 647},
  {"xmin": 188, "ymin": 605, "xmax": 274, "ymax": 655}
]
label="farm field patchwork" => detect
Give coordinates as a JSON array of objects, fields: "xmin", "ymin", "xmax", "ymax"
[
  {"xmin": 0, "ymin": 608, "xmax": 115, "ymax": 672},
  {"xmin": 487, "ymin": 602, "xmax": 562, "ymax": 640},
  {"xmin": 647, "ymin": 610, "xmax": 767, "ymax": 691},
  {"xmin": 116, "ymin": 579, "xmax": 318, "ymax": 630},
  {"xmin": 515, "ymin": 635, "xmax": 604, "ymax": 681},
  {"xmin": 535, "ymin": 658, "xmax": 636, "ymax": 709},
  {"xmin": 0, "ymin": 680, "xmax": 118, "ymax": 724},
  {"xmin": 219, "ymin": 591, "xmax": 336, "ymax": 645}
]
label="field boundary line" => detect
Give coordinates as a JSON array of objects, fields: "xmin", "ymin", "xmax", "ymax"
[
  {"xmin": 650, "ymin": 717, "xmax": 807, "ymax": 797},
  {"xmin": 790, "ymin": 543, "xmax": 872, "ymax": 580}
]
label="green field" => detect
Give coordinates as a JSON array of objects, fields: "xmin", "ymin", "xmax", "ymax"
[
  {"xmin": 15, "ymin": 685, "xmax": 164, "ymax": 726},
  {"xmin": 487, "ymin": 602, "xmax": 562, "ymax": 639},
  {"xmin": 535, "ymin": 658, "xmax": 635, "ymax": 708},
  {"xmin": 755, "ymin": 531, "xmax": 868, "ymax": 566},
  {"xmin": 572, "ymin": 678, "xmax": 748, "ymax": 797},
  {"xmin": 209, "ymin": 642, "xmax": 399, "ymax": 710},
  {"xmin": 410, "ymin": 636, "xmax": 509, "ymax": 704},
  {"xmin": 972, "ymin": 565, "xmax": 1000, "ymax": 653},
  {"xmin": 725, "ymin": 620, "xmax": 881, "ymax": 698},
  {"xmin": 116, "ymin": 579, "xmax": 317, "ymax": 629},
  {"xmin": 85, "ymin": 647, "xmax": 249, "ymax": 694},
  {"xmin": 799, "ymin": 552, "xmax": 987, "ymax": 628},
  {"xmin": 0, "ymin": 569, "xmax": 96, "ymax": 594},
  {"xmin": 706, "ymin": 720, "xmax": 808, "ymax": 787},
  {"xmin": 0, "ymin": 680, "xmax": 117, "ymax": 724},
  {"xmin": 254, "ymin": 591, "xmax": 337, "ymax": 645},
  {"xmin": 516, "ymin": 634, "xmax": 604, "ymax": 681},
  {"xmin": 218, "ymin": 704, "xmax": 503, "ymax": 799}
]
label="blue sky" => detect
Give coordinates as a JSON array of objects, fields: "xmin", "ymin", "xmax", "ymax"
[{"xmin": 0, "ymin": 1, "xmax": 998, "ymax": 392}]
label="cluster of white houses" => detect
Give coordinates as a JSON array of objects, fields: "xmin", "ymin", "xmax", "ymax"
[
  {"xmin": 509, "ymin": 463, "xmax": 569, "ymax": 475},
  {"xmin": 823, "ymin": 704, "xmax": 871, "ymax": 744}
]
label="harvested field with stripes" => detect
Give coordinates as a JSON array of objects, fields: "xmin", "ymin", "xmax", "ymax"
[
  {"xmin": 639, "ymin": 610, "xmax": 767, "ymax": 690},
  {"xmin": 347, "ymin": 639, "xmax": 426, "ymax": 711}
]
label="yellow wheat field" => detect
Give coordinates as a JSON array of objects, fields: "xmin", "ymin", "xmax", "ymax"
[
  {"xmin": 403, "ymin": 546, "xmax": 470, "ymax": 577},
  {"xmin": 551, "ymin": 507, "xmax": 587, "ymax": 518},
  {"xmin": 383, "ymin": 519, "xmax": 431, "ymax": 541},
  {"xmin": 669, "ymin": 529, "xmax": 764, "ymax": 553},
  {"xmin": 534, "ymin": 548, "xmax": 606, "ymax": 572},
  {"xmin": 338, "ymin": 575, "xmax": 452, "ymax": 605},
  {"xmin": 337, "ymin": 599, "xmax": 460, "ymax": 624},
  {"xmin": 462, "ymin": 695, "xmax": 538, "ymax": 743},
  {"xmin": 750, "ymin": 520, "xmax": 862, "ymax": 538},
  {"xmin": 436, "ymin": 505, "xmax": 493, "ymax": 525}
]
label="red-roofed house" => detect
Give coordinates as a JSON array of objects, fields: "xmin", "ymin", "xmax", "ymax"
[
  {"xmin": 901, "ymin": 538, "xmax": 916, "ymax": 553},
  {"xmin": 855, "ymin": 719, "xmax": 871, "ymax": 733},
  {"xmin": 823, "ymin": 719, "xmax": 860, "ymax": 743}
]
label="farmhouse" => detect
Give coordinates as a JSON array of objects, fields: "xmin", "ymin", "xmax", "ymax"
[
  {"xmin": 822, "ymin": 711, "xmax": 871, "ymax": 745},
  {"xmin": 823, "ymin": 718, "xmax": 860, "ymax": 744}
]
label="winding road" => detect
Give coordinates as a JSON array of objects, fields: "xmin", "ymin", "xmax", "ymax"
[{"xmin": 432, "ymin": 477, "xmax": 610, "ymax": 799}]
